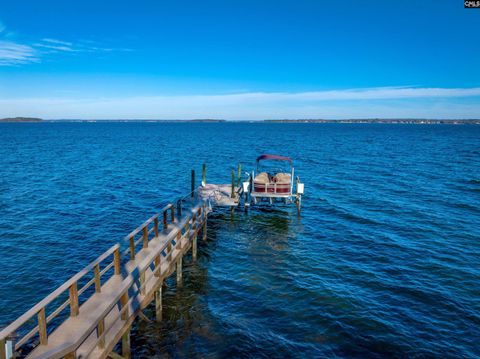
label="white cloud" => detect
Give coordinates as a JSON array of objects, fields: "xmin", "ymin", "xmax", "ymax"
[
  {"xmin": 0, "ymin": 41, "xmax": 39, "ymax": 65},
  {"xmin": 0, "ymin": 21, "xmax": 133, "ymax": 65},
  {"xmin": 0, "ymin": 87, "xmax": 479, "ymax": 120},
  {"xmin": 34, "ymin": 43, "xmax": 76, "ymax": 52},
  {"xmin": 41, "ymin": 38, "xmax": 73, "ymax": 46}
]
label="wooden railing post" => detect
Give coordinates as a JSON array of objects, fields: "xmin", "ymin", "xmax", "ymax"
[
  {"xmin": 97, "ymin": 318, "xmax": 105, "ymax": 349},
  {"xmin": 176, "ymin": 232, "xmax": 182, "ymax": 250},
  {"xmin": 154, "ymin": 255, "xmax": 161, "ymax": 277},
  {"xmin": 177, "ymin": 200, "xmax": 182, "ymax": 220},
  {"xmin": 154, "ymin": 217, "xmax": 159, "ymax": 237},
  {"xmin": 170, "ymin": 206, "xmax": 175, "ymax": 223},
  {"xmin": 69, "ymin": 282, "xmax": 79, "ymax": 317},
  {"xmin": 129, "ymin": 236, "xmax": 135, "ymax": 260},
  {"xmin": 0, "ymin": 338, "xmax": 6, "ymax": 359},
  {"xmin": 163, "ymin": 210, "xmax": 168, "ymax": 230},
  {"xmin": 38, "ymin": 307, "xmax": 47, "ymax": 345},
  {"xmin": 120, "ymin": 292, "xmax": 129, "ymax": 320},
  {"xmin": 114, "ymin": 247, "xmax": 121, "ymax": 275},
  {"xmin": 94, "ymin": 264, "xmax": 101, "ymax": 293},
  {"xmin": 140, "ymin": 270, "xmax": 146, "ymax": 295},
  {"xmin": 142, "ymin": 226, "xmax": 148, "ymax": 249},
  {"xmin": 202, "ymin": 163, "xmax": 207, "ymax": 186}
]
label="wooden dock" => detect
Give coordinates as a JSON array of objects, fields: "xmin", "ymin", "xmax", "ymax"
[
  {"xmin": 0, "ymin": 162, "xmax": 296, "ymax": 358},
  {"xmin": 0, "ymin": 201, "xmax": 208, "ymax": 359}
]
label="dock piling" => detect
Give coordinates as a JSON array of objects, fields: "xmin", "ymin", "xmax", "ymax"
[
  {"xmin": 122, "ymin": 329, "xmax": 131, "ymax": 359},
  {"xmin": 176, "ymin": 256, "xmax": 183, "ymax": 287},
  {"xmin": 237, "ymin": 163, "xmax": 241, "ymax": 188},
  {"xmin": 231, "ymin": 170, "xmax": 235, "ymax": 198},
  {"xmin": 202, "ymin": 163, "xmax": 207, "ymax": 187},
  {"xmin": 202, "ymin": 220, "xmax": 207, "ymax": 241},
  {"xmin": 155, "ymin": 286, "xmax": 162, "ymax": 322}
]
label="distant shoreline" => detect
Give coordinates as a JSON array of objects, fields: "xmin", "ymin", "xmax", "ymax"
[
  {"xmin": 0, "ymin": 117, "xmax": 43, "ymax": 123},
  {"xmin": 1, "ymin": 118, "xmax": 479, "ymax": 124}
]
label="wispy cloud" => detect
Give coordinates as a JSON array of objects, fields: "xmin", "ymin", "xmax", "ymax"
[
  {"xmin": 0, "ymin": 22, "xmax": 133, "ymax": 66},
  {"xmin": 0, "ymin": 41, "xmax": 39, "ymax": 65},
  {"xmin": 41, "ymin": 38, "xmax": 73, "ymax": 46},
  {"xmin": 1, "ymin": 87, "xmax": 479, "ymax": 120}
]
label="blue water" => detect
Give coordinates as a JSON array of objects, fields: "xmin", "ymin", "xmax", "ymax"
[{"xmin": 1, "ymin": 122, "xmax": 479, "ymax": 358}]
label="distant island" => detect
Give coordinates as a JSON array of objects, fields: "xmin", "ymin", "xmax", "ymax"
[
  {"xmin": 0, "ymin": 117, "xmax": 43, "ymax": 122},
  {"xmin": 263, "ymin": 119, "xmax": 480, "ymax": 124}
]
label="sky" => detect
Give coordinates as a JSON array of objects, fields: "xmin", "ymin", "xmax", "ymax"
[{"xmin": 0, "ymin": 0, "xmax": 479, "ymax": 120}]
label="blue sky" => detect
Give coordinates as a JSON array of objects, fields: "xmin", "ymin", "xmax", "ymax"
[{"xmin": 0, "ymin": 0, "xmax": 479, "ymax": 120}]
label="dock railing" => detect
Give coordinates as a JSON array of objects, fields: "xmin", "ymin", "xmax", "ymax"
[
  {"xmin": 0, "ymin": 198, "xmax": 208, "ymax": 359},
  {"xmin": 0, "ymin": 244, "xmax": 121, "ymax": 357}
]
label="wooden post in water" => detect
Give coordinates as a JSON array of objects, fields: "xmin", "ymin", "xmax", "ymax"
[
  {"xmin": 202, "ymin": 163, "xmax": 207, "ymax": 187},
  {"xmin": 237, "ymin": 163, "xmax": 241, "ymax": 188},
  {"xmin": 231, "ymin": 170, "xmax": 235, "ymax": 198},
  {"xmin": 176, "ymin": 256, "xmax": 183, "ymax": 287},
  {"xmin": 296, "ymin": 176, "xmax": 301, "ymax": 216},
  {"xmin": 155, "ymin": 286, "xmax": 162, "ymax": 322},
  {"xmin": 122, "ymin": 329, "xmax": 131, "ymax": 359},
  {"xmin": 192, "ymin": 232, "xmax": 198, "ymax": 261},
  {"xmin": 191, "ymin": 169, "xmax": 195, "ymax": 198}
]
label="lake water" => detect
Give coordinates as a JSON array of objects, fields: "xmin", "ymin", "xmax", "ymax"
[{"xmin": 0, "ymin": 122, "xmax": 479, "ymax": 358}]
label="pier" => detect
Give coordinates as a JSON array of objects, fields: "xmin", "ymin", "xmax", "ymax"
[
  {"xmin": 0, "ymin": 198, "xmax": 209, "ymax": 359},
  {"xmin": 0, "ymin": 160, "xmax": 301, "ymax": 359}
]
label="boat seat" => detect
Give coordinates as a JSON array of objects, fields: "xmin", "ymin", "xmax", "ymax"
[
  {"xmin": 274, "ymin": 173, "xmax": 291, "ymax": 184},
  {"xmin": 254, "ymin": 172, "xmax": 270, "ymax": 184}
]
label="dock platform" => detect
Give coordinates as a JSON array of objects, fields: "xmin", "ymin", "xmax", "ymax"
[{"xmin": 197, "ymin": 184, "xmax": 240, "ymax": 207}]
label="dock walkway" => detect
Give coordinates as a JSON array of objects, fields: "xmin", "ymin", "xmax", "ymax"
[{"xmin": 0, "ymin": 201, "xmax": 208, "ymax": 359}]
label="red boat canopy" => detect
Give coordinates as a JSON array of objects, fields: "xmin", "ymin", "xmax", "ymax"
[{"xmin": 256, "ymin": 154, "xmax": 292, "ymax": 164}]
